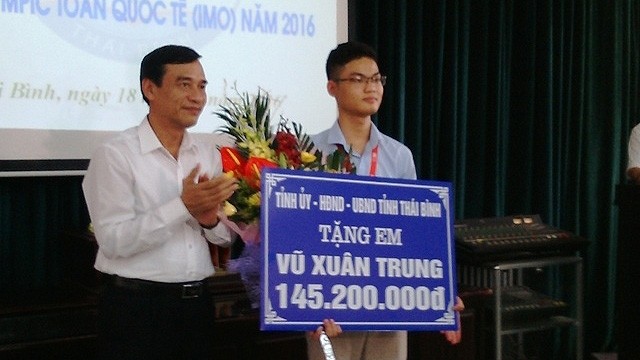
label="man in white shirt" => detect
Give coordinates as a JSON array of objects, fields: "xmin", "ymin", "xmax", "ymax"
[{"xmin": 82, "ymin": 45, "xmax": 238, "ymax": 359}]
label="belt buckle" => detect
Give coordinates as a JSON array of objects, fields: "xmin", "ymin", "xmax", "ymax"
[{"xmin": 181, "ymin": 283, "xmax": 202, "ymax": 299}]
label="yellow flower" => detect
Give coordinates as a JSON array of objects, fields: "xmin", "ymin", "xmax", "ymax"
[
  {"xmin": 300, "ymin": 151, "xmax": 316, "ymax": 164},
  {"xmin": 248, "ymin": 192, "xmax": 261, "ymax": 206},
  {"xmin": 223, "ymin": 201, "xmax": 238, "ymax": 216}
]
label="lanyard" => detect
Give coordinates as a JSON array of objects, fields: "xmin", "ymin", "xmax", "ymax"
[
  {"xmin": 336, "ymin": 144, "xmax": 379, "ymax": 176},
  {"xmin": 369, "ymin": 145, "xmax": 379, "ymax": 176}
]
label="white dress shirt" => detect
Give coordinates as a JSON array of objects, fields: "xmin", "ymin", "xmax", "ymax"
[
  {"xmin": 628, "ymin": 123, "xmax": 640, "ymax": 172},
  {"xmin": 82, "ymin": 117, "xmax": 233, "ymax": 282}
]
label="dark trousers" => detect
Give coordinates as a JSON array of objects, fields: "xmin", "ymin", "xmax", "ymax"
[{"xmin": 97, "ymin": 276, "xmax": 215, "ymax": 360}]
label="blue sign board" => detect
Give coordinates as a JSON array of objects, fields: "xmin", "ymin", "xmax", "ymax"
[{"xmin": 259, "ymin": 168, "xmax": 457, "ymax": 331}]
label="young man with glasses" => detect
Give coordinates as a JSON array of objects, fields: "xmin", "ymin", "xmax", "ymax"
[{"xmin": 307, "ymin": 41, "xmax": 464, "ymax": 360}]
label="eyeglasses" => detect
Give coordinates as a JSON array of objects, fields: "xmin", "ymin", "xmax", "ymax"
[{"xmin": 333, "ymin": 75, "xmax": 387, "ymax": 87}]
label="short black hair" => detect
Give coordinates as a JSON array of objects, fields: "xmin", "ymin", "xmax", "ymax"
[
  {"xmin": 139, "ymin": 45, "xmax": 202, "ymax": 104},
  {"xmin": 325, "ymin": 41, "xmax": 379, "ymax": 80}
]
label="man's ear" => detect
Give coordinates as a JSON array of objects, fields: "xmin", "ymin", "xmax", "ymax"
[
  {"xmin": 141, "ymin": 78, "xmax": 156, "ymax": 102},
  {"xmin": 327, "ymin": 80, "xmax": 337, "ymax": 98}
]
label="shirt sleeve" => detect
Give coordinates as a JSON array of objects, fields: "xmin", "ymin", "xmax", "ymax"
[
  {"xmin": 399, "ymin": 145, "xmax": 418, "ymax": 180},
  {"xmin": 203, "ymin": 222, "xmax": 236, "ymax": 247},
  {"xmin": 628, "ymin": 125, "xmax": 640, "ymax": 171}
]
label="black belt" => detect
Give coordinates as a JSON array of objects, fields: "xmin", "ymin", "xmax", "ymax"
[{"xmin": 105, "ymin": 274, "xmax": 207, "ymax": 299}]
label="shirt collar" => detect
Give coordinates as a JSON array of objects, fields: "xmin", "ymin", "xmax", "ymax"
[
  {"xmin": 138, "ymin": 116, "xmax": 196, "ymax": 155},
  {"xmin": 326, "ymin": 120, "xmax": 382, "ymax": 153}
]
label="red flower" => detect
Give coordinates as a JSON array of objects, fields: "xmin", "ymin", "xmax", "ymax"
[
  {"xmin": 244, "ymin": 156, "xmax": 278, "ymax": 189},
  {"xmin": 220, "ymin": 147, "xmax": 246, "ymax": 176},
  {"xmin": 273, "ymin": 131, "xmax": 301, "ymax": 168}
]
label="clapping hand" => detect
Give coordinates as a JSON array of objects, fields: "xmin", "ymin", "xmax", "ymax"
[{"xmin": 181, "ymin": 164, "xmax": 238, "ymax": 227}]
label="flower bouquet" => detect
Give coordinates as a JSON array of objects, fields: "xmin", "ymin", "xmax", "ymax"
[{"xmin": 215, "ymin": 89, "xmax": 354, "ymax": 307}]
